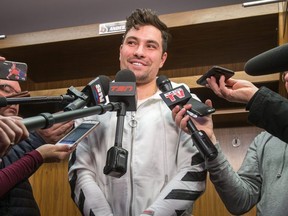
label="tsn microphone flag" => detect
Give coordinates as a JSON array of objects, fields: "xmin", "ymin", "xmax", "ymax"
[
  {"xmin": 108, "ymin": 82, "xmax": 136, "ymax": 111},
  {"xmin": 159, "ymin": 85, "xmax": 191, "ymax": 110},
  {"xmin": 108, "ymin": 69, "xmax": 137, "ymax": 111}
]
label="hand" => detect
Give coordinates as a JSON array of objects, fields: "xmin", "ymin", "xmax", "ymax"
[
  {"xmin": 36, "ymin": 120, "xmax": 74, "ymax": 144},
  {"xmin": 206, "ymin": 75, "xmax": 259, "ymax": 103},
  {"xmin": 36, "ymin": 144, "xmax": 74, "ymax": 163},
  {"xmin": 0, "ymin": 116, "xmax": 29, "ymax": 156},
  {"xmin": 0, "ymin": 56, "xmax": 5, "ymax": 62},
  {"xmin": 172, "ymin": 100, "xmax": 217, "ymax": 144}
]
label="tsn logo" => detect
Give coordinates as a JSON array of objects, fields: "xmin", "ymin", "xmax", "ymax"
[
  {"xmin": 110, "ymin": 85, "xmax": 134, "ymax": 92},
  {"xmin": 164, "ymin": 88, "xmax": 186, "ymax": 102}
]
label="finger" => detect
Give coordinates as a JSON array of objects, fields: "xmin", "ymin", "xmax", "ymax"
[
  {"xmin": 183, "ymin": 103, "xmax": 192, "ymax": 110},
  {"xmin": 174, "ymin": 107, "xmax": 187, "ymax": 127},
  {"xmin": 54, "ymin": 144, "xmax": 71, "ymax": 152},
  {"xmin": 0, "ymin": 127, "xmax": 13, "ymax": 154},
  {"xmin": 224, "ymin": 78, "xmax": 237, "ymax": 87},
  {"xmin": 205, "ymin": 99, "xmax": 213, "ymax": 108},
  {"xmin": 207, "ymin": 76, "xmax": 224, "ymax": 98},
  {"xmin": 0, "ymin": 119, "xmax": 17, "ymax": 143},
  {"xmin": 171, "ymin": 105, "xmax": 182, "ymax": 120},
  {"xmin": 8, "ymin": 116, "xmax": 23, "ymax": 121},
  {"xmin": 179, "ymin": 115, "xmax": 191, "ymax": 134},
  {"xmin": 12, "ymin": 119, "xmax": 29, "ymax": 142}
]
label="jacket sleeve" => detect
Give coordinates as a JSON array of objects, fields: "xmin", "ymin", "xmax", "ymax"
[
  {"xmin": 142, "ymin": 133, "xmax": 206, "ymax": 216},
  {"xmin": 0, "ymin": 132, "xmax": 45, "ymax": 168},
  {"xmin": 206, "ymin": 141, "xmax": 261, "ymax": 215},
  {"xmin": 0, "ymin": 150, "xmax": 43, "ymax": 197},
  {"xmin": 247, "ymin": 86, "xmax": 288, "ymax": 143},
  {"xmin": 68, "ymin": 139, "xmax": 113, "ymax": 216}
]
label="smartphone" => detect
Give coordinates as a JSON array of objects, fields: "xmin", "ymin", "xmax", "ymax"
[
  {"xmin": 0, "ymin": 60, "xmax": 28, "ymax": 81},
  {"xmin": 56, "ymin": 120, "xmax": 99, "ymax": 149},
  {"xmin": 187, "ymin": 97, "xmax": 215, "ymax": 117},
  {"xmin": 196, "ymin": 66, "xmax": 234, "ymax": 86}
]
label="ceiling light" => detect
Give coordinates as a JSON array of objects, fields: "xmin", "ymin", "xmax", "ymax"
[{"xmin": 243, "ymin": 0, "xmax": 286, "ymax": 7}]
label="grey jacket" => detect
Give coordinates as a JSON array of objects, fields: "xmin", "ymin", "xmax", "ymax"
[{"xmin": 207, "ymin": 132, "xmax": 288, "ymax": 216}]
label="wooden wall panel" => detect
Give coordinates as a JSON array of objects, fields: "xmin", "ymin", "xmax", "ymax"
[{"xmin": 29, "ymin": 159, "xmax": 81, "ymax": 216}]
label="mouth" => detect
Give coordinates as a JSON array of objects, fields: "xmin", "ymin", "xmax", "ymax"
[{"xmin": 129, "ymin": 59, "xmax": 147, "ymax": 67}]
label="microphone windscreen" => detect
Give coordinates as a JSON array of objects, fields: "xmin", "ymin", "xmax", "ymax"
[
  {"xmin": 244, "ymin": 43, "xmax": 288, "ymax": 76},
  {"xmin": 156, "ymin": 75, "xmax": 168, "ymax": 86},
  {"xmin": 98, "ymin": 75, "xmax": 111, "ymax": 95},
  {"xmin": 115, "ymin": 69, "xmax": 136, "ymax": 82},
  {"xmin": 156, "ymin": 75, "xmax": 173, "ymax": 92}
]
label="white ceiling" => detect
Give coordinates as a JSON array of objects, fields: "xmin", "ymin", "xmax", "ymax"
[{"xmin": 0, "ymin": 0, "xmax": 254, "ymax": 36}]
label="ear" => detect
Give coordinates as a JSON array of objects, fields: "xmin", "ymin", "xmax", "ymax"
[
  {"xmin": 119, "ymin": 45, "xmax": 123, "ymax": 61},
  {"xmin": 159, "ymin": 52, "xmax": 168, "ymax": 69}
]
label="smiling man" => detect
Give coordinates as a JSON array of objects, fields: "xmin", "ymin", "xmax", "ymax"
[{"xmin": 69, "ymin": 8, "xmax": 206, "ymax": 216}]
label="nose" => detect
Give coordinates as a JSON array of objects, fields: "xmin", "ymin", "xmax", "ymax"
[{"xmin": 133, "ymin": 45, "xmax": 145, "ymax": 58}]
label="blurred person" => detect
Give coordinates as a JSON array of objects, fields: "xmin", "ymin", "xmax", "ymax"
[
  {"xmin": 0, "ymin": 116, "xmax": 73, "ymax": 197},
  {"xmin": 172, "ymin": 73, "xmax": 288, "ymax": 216},
  {"xmin": 0, "ymin": 56, "xmax": 74, "ymax": 215}
]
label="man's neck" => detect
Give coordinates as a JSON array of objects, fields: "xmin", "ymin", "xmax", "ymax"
[{"xmin": 136, "ymin": 81, "xmax": 157, "ymax": 100}]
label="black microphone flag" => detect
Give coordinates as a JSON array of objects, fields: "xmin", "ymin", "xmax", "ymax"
[{"xmin": 64, "ymin": 75, "xmax": 110, "ymax": 111}]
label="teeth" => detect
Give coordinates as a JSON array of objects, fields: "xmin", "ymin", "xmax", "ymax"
[{"xmin": 133, "ymin": 62, "xmax": 143, "ymax": 66}]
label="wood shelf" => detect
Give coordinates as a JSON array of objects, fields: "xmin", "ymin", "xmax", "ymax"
[
  {"xmin": 0, "ymin": 3, "xmax": 281, "ymax": 127},
  {"xmin": 0, "ymin": 4, "xmax": 278, "ymax": 49}
]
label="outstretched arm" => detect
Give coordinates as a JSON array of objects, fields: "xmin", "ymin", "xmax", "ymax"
[{"xmin": 0, "ymin": 144, "xmax": 73, "ymax": 197}]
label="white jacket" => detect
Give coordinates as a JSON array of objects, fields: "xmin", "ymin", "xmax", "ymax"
[{"xmin": 68, "ymin": 82, "xmax": 206, "ymax": 216}]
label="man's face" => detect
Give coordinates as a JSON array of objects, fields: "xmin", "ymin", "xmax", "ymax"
[
  {"xmin": 0, "ymin": 79, "xmax": 21, "ymax": 116},
  {"xmin": 119, "ymin": 25, "xmax": 167, "ymax": 85}
]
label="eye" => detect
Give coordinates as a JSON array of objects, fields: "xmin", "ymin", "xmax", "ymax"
[
  {"xmin": 146, "ymin": 41, "xmax": 159, "ymax": 50},
  {"xmin": 0, "ymin": 85, "xmax": 17, "ymax": 94},
  {"xmin": 126, "ymin": 39, "xmax": 137, "ymax": 46},
  {"xmin": 147, "ymin": 44, "xmax": 157, "ymax": 49}
]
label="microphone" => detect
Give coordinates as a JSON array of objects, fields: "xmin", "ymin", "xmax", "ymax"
[
  {"xmin": 103, "ymin": 69, "xmax": 137, "ymax": 178},
  {"xmin": 22, "ymin": 102, "xmax": 122, "ymax": 131},
  {"xmin": 108, "ymin": 69, "xmax": 137, "ymax": 111},
  {"xmin": 157, "ymin": 75, "xmax": 218, "ymax": 161},
  {"xmin": 64, "ymin": 75, "xmax": 110, "ymax": 111},
  {"xmin": 0, "ymin": 95, "xmax": 75, "ymax": 107},
  {"xmin": 244, "ymin": 43, "xmax": 288, "ymax": 76}
]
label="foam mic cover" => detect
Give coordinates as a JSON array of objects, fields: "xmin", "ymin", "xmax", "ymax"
[
  {"xmin": 156, "ymin": 75, "xmax": 173, "ymax": 92},
  {"xmin": 244, "ymin": 43, "xmax": 288, "ymax": 76},
  {"xmin": 108, "ymin": 69, "xmax": 137, "ymax": 111},
  {"xmin": 115, "ymin": 69, "xmax": 136, "ymax": 82}
]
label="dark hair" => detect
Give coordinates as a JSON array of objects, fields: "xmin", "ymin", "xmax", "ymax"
[{"xmin": 123, "ymin": 8, "xmax": 171, "ymax": 53}]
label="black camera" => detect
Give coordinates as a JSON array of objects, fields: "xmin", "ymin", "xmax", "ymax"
[{"xmin": 103, "ymin": 146, "xmax": 128, "ymax": 178}]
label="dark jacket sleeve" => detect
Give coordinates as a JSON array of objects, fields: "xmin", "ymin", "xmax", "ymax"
[
  {"xmin": 247, "ymin": 86, "xmax": 288, "ymax": 143},
  {"xmin": 0, "ymin": 132, "xmax": 45, "ymax": 168}
]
